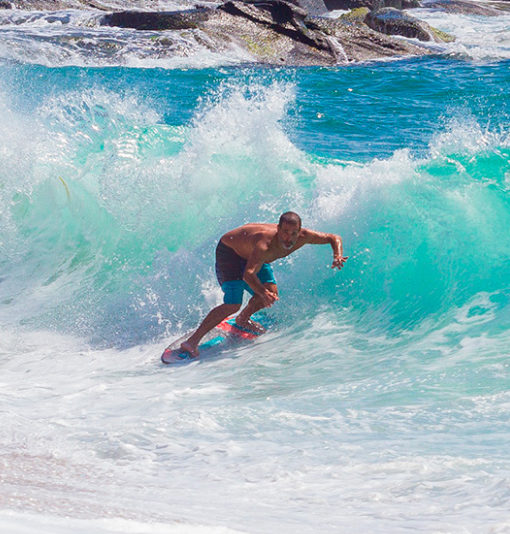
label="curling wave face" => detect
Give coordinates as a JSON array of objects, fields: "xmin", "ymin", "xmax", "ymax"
[{"xmin": 0, "ymin": 60, "xmax": 508, "ymax": 347}]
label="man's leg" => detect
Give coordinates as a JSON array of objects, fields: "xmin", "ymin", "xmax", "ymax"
[
  {"xmin": 181, "ymin": 302, "xmax": 241, "ymax": 357},
  {"xmin": 235, "ymin": 283, "xmax": 278, "ymax": 333}
]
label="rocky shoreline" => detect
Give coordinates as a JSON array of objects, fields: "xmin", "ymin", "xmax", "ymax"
[{"xmin": 1, "ymin": 0, "xmax": 508, "ymax": 65}]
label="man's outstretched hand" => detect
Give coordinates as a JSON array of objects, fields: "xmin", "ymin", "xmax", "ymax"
[{"xmin": 332, "ymin": 255, "xmax": 349, "ymax": 270}]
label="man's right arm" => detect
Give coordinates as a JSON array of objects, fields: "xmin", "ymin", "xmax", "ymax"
[{"xmin": 243, "ymin": 242, "xmax": 278, "ymax": 307}]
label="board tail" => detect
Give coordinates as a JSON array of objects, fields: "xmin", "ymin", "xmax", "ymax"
[{"xmin": 161, "ymin": 348, "xmax": 194, "ymax": 364}]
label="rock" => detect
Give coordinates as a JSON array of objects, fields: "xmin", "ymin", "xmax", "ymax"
[
  {"xmin": 365, "ymin": 7, "xmax": 429, "ymax": 40},
  {"xmin": 425, "ymin": 0, "xmax": 501, "ymax": 16},
  {"xmin": 338, "ymin": 6, "xmax": 370, "ymax": 22},
  {"xmin": 206, "ymin": 0, "xmax": 430, "ymax": 65},
  {"xmin": 218, "ymin": 1, "xmax": 332, "ymax": 51},
  {"xmin": 490, "ymin": 2, "xmax": 510, "ymax": 13},
  {"xmin": 99, "ymin": 9, "xmax": 214, "ymax": 31},
  {"xmin": 428, "ymin": 25, "xmax": 456, "ymax": 43},
  {"xmin": 364, "ymin": 7, "xmax": 454, "ymax": 42},
  {"xmin": 291, "ymin": 0, "xmax": 328, "ymax": 14},
  {"xmin": 245, "ymin": 0, "xmax": 328, "ymax": 16},
  {"xmin": 323, "ymin": 0, "xmax": 421, "ymax": 12},
  {"xmin": 12, "ymin": 0, "xmax": 434, "ymax": 66},
  {"xmin": 0, "ymin": 0, "xmax": 12, "ymax": 8},
  {"xmin": 221, "ymin": 0, "xmax": 308, "ymax": 25},
  {"xmin": 325, "ymin": 15, "xmax": 430, "ymax": 59}
]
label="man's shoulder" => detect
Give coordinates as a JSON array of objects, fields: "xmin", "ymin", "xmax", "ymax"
[
  {"xmin": 298, "ymin": 227, "xmax": 313, "ymax": 239},
  {"xmin": 243, "ymin": 223, "xmax": 276, "ymax": 237},
  {"xmin": 245, "ymin": 222, "xmax": 276, "ymax": 231}
]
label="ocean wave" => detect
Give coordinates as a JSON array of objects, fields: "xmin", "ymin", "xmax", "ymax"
[
  {"xmin": 1, "ymin": 58, "xmax": 510, "ymax": 534},
  {"xmin": 0, "ymin": 70, "xmax": 508, "ymax": 347}
]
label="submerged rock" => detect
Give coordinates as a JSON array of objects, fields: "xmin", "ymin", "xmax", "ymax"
[{"xmin": 365, "ymin": 7, "xmax": 455, "ymax": 42}]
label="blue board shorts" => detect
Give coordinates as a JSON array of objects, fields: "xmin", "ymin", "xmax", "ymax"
[{"xmin": 215, "ymin": 240, "xmax": 276, "ymax": 305}]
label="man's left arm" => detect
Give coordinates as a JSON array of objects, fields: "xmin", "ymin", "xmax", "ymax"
[{"xmin": 301, "ymin": 229, "xmax": 348, "ymax": 270}]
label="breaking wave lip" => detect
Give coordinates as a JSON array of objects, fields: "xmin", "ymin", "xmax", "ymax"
[{"xmin": 0, "ymin": 80, "xmax": 301, "ymax": 345}]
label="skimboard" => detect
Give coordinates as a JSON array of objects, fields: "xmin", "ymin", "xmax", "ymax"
[{"xmin": 161, "ymin": 316, "xmax": 265, "ymax": 365}]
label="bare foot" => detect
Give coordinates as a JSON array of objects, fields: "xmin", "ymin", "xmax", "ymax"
[
  {"xmin": 180, "ymin": 341, "xmax": 199, "ymax": 358},
  {"xmin": 235, "ymin": 317, "xmax": 266, "ymax": 334}
]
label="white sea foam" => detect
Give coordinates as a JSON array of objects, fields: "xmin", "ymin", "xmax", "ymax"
[
  {"xmin": 411, "ymin": 7, "xmax": 510, "ymax": 61},
  {"xmin": 0, "ymin": 8, "xmax": 254, "ymax": 68},
  {"xmin": 0, "ymin": 510, "xmax": 246, "ymax": 534},
  {"xmin": 2, "ymin": 318, "xmax": 510, "ymax": 533},
  {"xmin": 429, "ymin": 114, "xmax": 509, "ymax": 156},
  {"xmin": 311, "ymin": 148, "xmax": 416, "ymax": 221}
]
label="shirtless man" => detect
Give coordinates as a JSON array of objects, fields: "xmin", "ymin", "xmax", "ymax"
[{"xmin": 180, "ymin": 211, "xmax": 348, "ymax": 357}]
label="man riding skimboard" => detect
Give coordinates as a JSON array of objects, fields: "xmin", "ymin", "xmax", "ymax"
[{"xmin": 179, "ymin": 211, "xmax": 348, "ymax": 357}]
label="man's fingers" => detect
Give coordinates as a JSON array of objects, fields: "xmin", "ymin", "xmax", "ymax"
[
  {"xmin": 332, "ymin": 256, "xmax": 348, "ymax": 269},
  {"xmin": 262, "ymin": 291, "xmax": 278, "ymax": 307}
]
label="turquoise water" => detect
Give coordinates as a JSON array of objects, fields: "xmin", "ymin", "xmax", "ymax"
[
  {"xmin": 1, "ymin": 15, "xmax": 510, "ymax": 534},
  {"xmin": 2, "ymin": 59, "xmax": 509, "ymax": 342}
]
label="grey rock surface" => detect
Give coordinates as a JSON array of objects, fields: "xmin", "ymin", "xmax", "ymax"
[
  {"xmin": 365, "ymin": 7, "xmax": 456, "ymax": 42},
  {"xmin": 97, "ymin": 0, "xmax": 431, "ymax": 65}
]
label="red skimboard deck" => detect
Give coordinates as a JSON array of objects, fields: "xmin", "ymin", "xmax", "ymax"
[{"xmin": 161, "ymin": 316, "xmax": 262, "ymax": 364}]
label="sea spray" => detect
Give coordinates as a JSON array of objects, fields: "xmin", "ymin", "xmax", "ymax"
[{"xmin": 1, "ymin": 68, "xmax": 508, "ymax": 348}]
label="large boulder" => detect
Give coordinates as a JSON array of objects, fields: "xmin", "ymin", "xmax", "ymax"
[
  {"xmin": 99, "ymin": 9, "xmax": 213, "ymax": 30},
  {"xmin": 364, "ymin": 7, "xmax": 454, "ymax": 42}
]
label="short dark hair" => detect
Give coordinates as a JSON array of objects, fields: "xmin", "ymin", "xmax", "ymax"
[{"xmin": 278, "ymin": 211, "xmax": 302, "ymax": 228}]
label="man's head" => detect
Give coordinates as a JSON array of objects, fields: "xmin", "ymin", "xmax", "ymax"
[
  {"xmin": 278, "ymin": 211, "xmax": 302, "ymax": 229},
  {"xmin": 277, "ymin": 211, "xmax": 302, "ymax": 250}
]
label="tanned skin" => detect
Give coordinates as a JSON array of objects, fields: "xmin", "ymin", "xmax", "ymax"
[{"xmin": 180, "ymin": 220, "xmax": 348, "ymax": 357}]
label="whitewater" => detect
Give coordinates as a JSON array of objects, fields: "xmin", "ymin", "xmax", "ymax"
[{"xmin": 1, "ymin": 4, "xmax": 509, "ymax": 533}]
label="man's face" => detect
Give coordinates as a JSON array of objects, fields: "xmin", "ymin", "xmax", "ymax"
[{"xmin": 277, "ymin": 222, "xmax": 300, "ymax": 251}]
